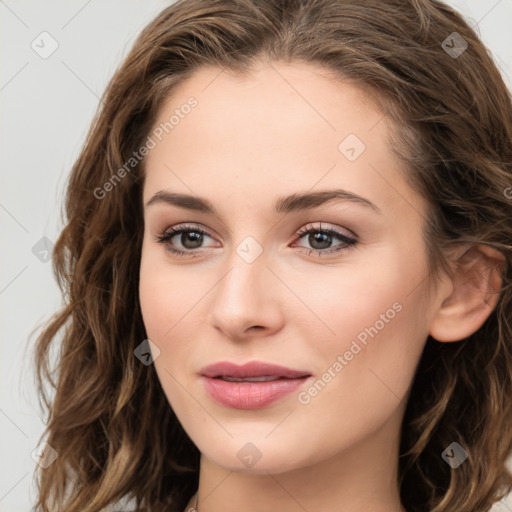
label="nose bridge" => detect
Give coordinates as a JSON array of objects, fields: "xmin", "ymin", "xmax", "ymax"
[
  {"xmin": 217, "ymin": 239, "xmax": 269, "ymax": 307},
  {"xmin": 209, "ymin": 234, "xmax": 280, "ymax": 334}
]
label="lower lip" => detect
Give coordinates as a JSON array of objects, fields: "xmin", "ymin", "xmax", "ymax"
[{"xmin": 202, "ymin": 376, "xmax": 310, "ymax": 409}]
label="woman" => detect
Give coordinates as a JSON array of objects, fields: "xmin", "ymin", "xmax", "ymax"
[{"xmin": 33, "ymin": 0, "xmax": 512, "ymax": 511}]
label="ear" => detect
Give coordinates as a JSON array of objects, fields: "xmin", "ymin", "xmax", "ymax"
[{"xmin": 429, "ymin": 244, "xmax": 506, "ymax": 343}]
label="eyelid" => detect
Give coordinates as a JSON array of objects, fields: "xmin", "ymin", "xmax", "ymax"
[{"xmin": 294, "ymin": 221, "xmax": 356, "ymax": 240}]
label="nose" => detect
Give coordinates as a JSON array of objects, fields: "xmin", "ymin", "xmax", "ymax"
[{"xmin": 208, "ymin": 247, "xmax": 284, "ymax": 340}]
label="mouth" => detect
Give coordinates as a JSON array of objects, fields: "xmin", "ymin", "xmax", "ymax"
[
  {"xmin": 200, "ymin": 360, "xmax": 311, "ymax": 380},
  {"xmin": 199, "ymin": 361, "xmax": 312, "ymax": 409}
]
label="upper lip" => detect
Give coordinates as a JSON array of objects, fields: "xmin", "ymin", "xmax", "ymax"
[{"xmin": 200, "ymin": 361, "xmax": 311, "ymax": 379}]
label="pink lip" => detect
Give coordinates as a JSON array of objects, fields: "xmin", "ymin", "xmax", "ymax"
[{"xmin": 199, "ymin": 361, "xmax": 312, "ymax": 409}]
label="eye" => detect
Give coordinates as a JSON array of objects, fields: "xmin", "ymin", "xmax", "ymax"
[
  {"xmin": 154, "ymin": 222, "xmax": 357, "ymax": 258},
  {"xmin": 154, "ymin": 223, "xmax": 216, "ymax": 258},
  {"xmin": 291, "ymin": 222, "xmax": 357, "ymax": 257}
]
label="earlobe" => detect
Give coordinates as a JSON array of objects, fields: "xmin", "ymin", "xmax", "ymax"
[{"xmin": 428, "ymin": 244, "xmax": 505, "ymax": 343}]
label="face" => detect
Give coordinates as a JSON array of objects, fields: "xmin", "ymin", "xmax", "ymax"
[{"xmin": 139, "ymin": 61, "xmax": 438, "ymax": 475}]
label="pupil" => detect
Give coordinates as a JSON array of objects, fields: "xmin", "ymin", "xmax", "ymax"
[
  {"xmin": 309, "ymin": 232, "xmax": 331, "ymax": 249},
  {"xmin": 182, "ymin": 232, "xmax": 203, "ymax": 249}
]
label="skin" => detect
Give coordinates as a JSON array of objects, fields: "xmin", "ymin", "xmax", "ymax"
[{"xmin": 139, "ymin": 60, "xmax": 503, "ymax": 512}]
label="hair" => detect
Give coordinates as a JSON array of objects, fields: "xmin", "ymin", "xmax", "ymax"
[{"xmin": 32, "ymin": 0, "xmax": 512, "ymax": 511}]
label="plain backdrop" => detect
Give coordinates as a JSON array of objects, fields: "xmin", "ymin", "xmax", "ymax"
[{"xmin": 1, "ymin": 1, "xmax": 511, "ymax": 511}]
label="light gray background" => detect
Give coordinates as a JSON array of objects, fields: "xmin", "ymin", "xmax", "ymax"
[{"xmin": 1, "ymin": 1, "xmax": 511, "ymax": 511}]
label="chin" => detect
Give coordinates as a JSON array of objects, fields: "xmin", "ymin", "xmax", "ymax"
[{"xmin": 198, "ymin": 438, "xmax": 312, "ymax": 475}]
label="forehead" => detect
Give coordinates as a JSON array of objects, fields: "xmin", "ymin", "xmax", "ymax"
[
  {"xmin": 149, "ymin": 61, "xmax": 385, "ymax": 152},
  {"xmin": 142, "ymin": 61, "xmax": 425, "ymax": 221}
]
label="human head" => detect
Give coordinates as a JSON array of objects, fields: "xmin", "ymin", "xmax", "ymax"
[{"xmin": 34, "ymin": 1, "xmax": 512, "ymax": 511}]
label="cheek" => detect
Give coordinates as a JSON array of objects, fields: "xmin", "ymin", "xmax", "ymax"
[
  {"xmin": 288, "ymin": 251, "xmax": 416, "ymax": 341},
  {"xmin": 139, "ymin": 240, "xmax": 200, "ymax": 339},
  {"xmin": 292, "ymin": 245, "xmax": 429, "ymax": 395},
  {"xmin": 139, "ymin": 248, "xmax": 166, "ymax": 337},
  {"xmin": 138, "ymin": 247, "xmax": 202, "ymax": 410}
]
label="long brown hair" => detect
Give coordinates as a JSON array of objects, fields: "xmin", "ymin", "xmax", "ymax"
[{"xmin": 33, "ymin": 0, "xmax": 512, "ymax": 511}]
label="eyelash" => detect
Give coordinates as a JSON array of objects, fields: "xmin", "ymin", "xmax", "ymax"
[{"xmin": 154, "ymin": 222, "xmax": 357, "ymax": 259}]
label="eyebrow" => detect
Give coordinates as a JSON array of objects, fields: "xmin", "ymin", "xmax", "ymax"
[{"xmin": 145, "ymin": 189, "xmax": 381, "ymax": 215}]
